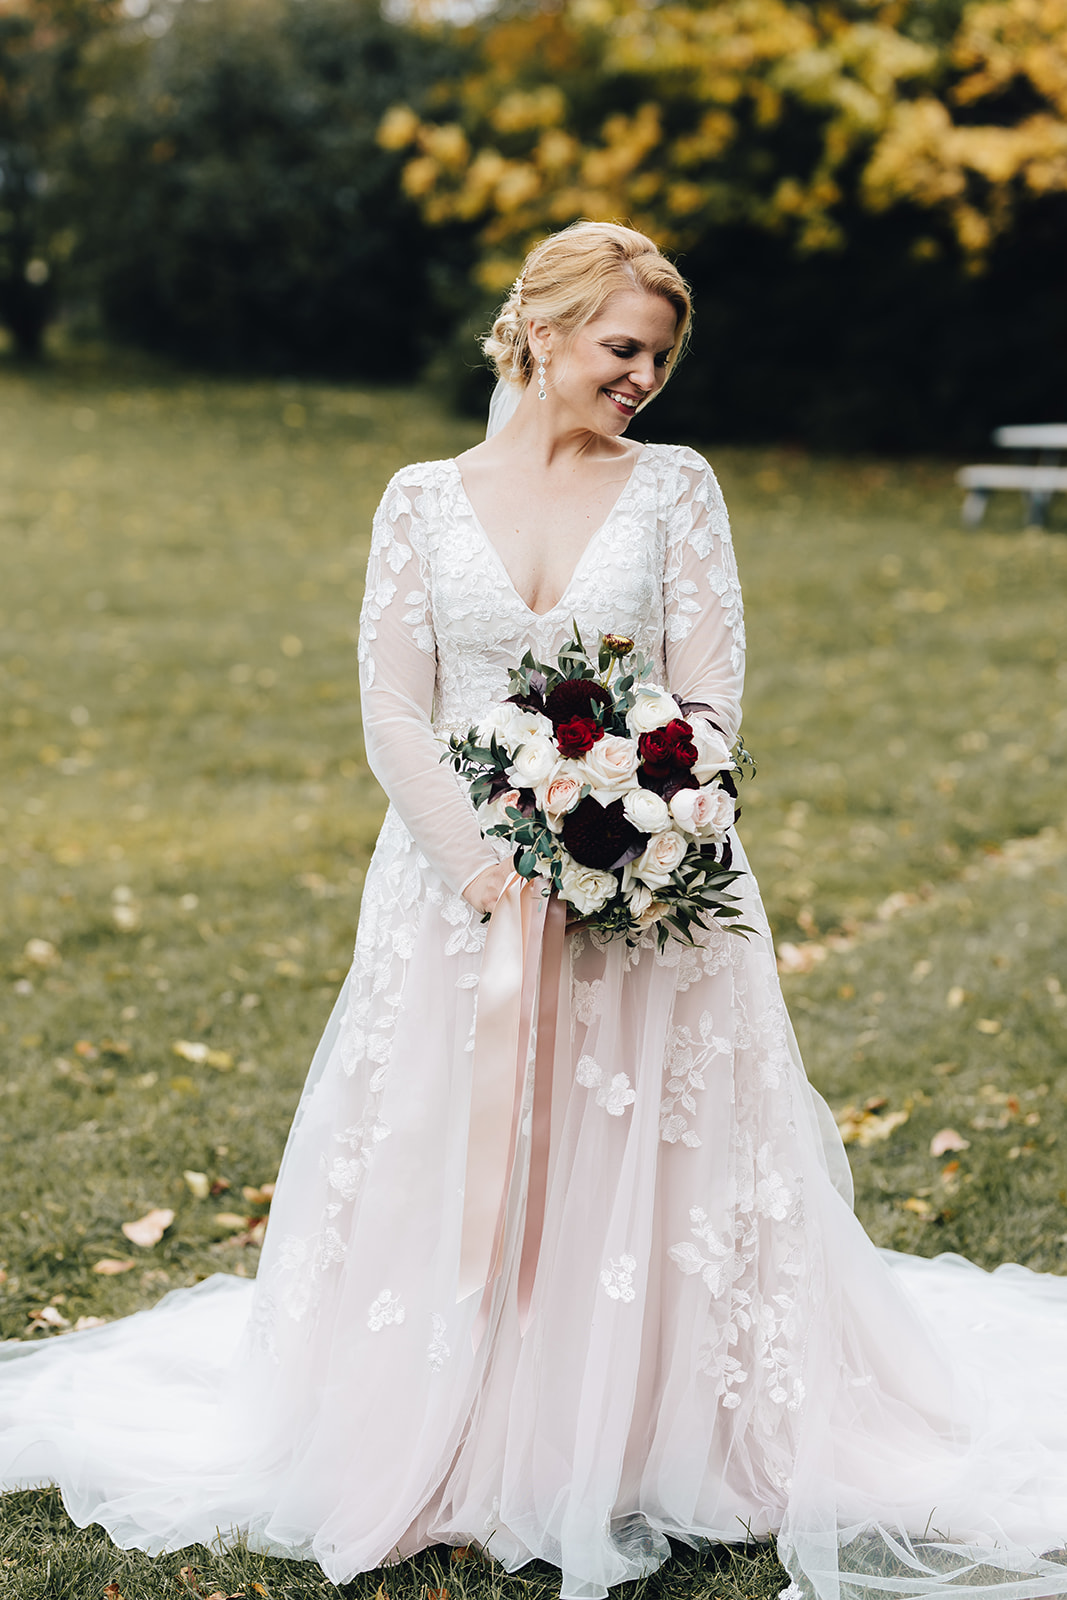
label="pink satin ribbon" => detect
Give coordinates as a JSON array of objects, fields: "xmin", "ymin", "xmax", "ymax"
[{"xmin": 458, "ymin": 872, "xmax": 567, "ymax": 1344}]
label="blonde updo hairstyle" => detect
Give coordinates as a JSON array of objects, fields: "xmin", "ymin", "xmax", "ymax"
[{"xmin": 483, "ymin": 221, "xmax": 692, "ymax": 389}]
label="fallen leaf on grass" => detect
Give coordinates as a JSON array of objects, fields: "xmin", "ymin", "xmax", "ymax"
[
  {"xmin": 103, "ymin": 1583, "xmax": 124, "ymax": 1599},
  {"xmin": 450, "ymin": 1546, "xmax": 472, "ymax": 1563},
  {"xmin": 902, "ymin": 1197, "xmax": 934, "ymax": 1218},
  {"xmin": 242, "ymin": 1184, "xmax": 275, "ymax": 1206},
  {"xmin": 75, "ymin": 1039, "xmax": 99, "ymax": 1059},
  {"xmin": 122, "ymin": 1207, "xmax": 175, "ymax": 1248},
  {"xmin": 836, "ymin": 1100, "xmax": 910, "ymax": 1147},
  {"xmin": 212, "ymin": 1212, "xmax": 251, "ymax": 1232},
  {"xmin": 210, "ymin": 1177, "xmax": 231, "ymax": 1195},
  {"xmin": 75, "ymin": 1315, "xmax": 108, "ymax": 1330},
  {"xmin": 427, "ymin": 1589, "xmax": 449, "ymax": 1600},
  {"xmin": 252, "ymin": 1586, "xmax": 269, "ymax": 1597},
  {"xmin": 878, "ymin": 892, "xmax": 917, "ymax": 921},
  {"xmin": 375, "ymin": 1585, "xmax": 389, "ymax": 1600},
  {"xmin": 946, "ymin": 986, "xmax": 967, "ymax": 1010},
  {"xmin": 184, "ymin": 1170, "xmax": 211, "ymax": 1200},
  {"xmin": 776, "ymin": 941, "xmax": 827, "ymax": 975},
  {"xmin": 93, "ymin": 1258, "xmax": 136, "ymax": 1275},
  {"xmin": 172, "ymin": 1040, "xmax": 233, "ymax": 1070},
  {"xmin": 930, "ymin": 1128, "xmax": 970, "ymax": 1157},
  {"xmin": 28, "ymin": 1305, "xmax": 69, "ymax": 1331},
  {"xmin": 976, "ymin": 1018, "xmax": 1003, "ymax": 1035},
  {"xmin": 25, "ymin": 938, "xmax": 60, "ymax": 967},
  {"xmin": 99, "ymin": 1038, "xmax": 131, "ymax": 1057},
  {"xmin": 178, "ymin": 1567, "xmax": 200, "ymax": 1590}
]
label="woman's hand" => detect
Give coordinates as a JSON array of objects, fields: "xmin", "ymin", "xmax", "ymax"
[{"xmin": 462, "ymin": 861, "xmax": 513, "ymax": 916}]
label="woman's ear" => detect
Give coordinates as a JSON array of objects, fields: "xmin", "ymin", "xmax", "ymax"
[{"xmin": 526, "ymin": 317, "xmax": 554, "ymax": 362}]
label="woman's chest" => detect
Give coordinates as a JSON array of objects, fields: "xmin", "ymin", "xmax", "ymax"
[{"xmin": 427, "ymin": 503, "xmax": 666, "ymax": 656}]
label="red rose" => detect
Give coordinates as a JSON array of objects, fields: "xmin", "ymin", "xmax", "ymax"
[
  {"xmin": 639, "ymin": 719, "xmax": 698, "ymax": 791},
  {"xmin": 662, "ymin": 718, "xmax": 698, "ymax": 766},
  {"xmin": 637, "ymin": 728, "xmax": 667, "ymax": 767},
  {"xmin": 556, "ymin": 716, "xmax": 602, "ymax": 758}
]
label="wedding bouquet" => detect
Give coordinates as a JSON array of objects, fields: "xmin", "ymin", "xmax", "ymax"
[{"xmin": 445, "ymin": 627, "xmax": 754, "ymax": 948}]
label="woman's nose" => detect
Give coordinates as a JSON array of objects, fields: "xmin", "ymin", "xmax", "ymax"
[{"xmin": 629, "ymin": 355, "xmax": 656, "ymax": 392}]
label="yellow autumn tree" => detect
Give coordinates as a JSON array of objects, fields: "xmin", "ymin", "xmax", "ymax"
[{"xmin": 379, "ymin": 0, "xmax": 1067, "ymax": 291}]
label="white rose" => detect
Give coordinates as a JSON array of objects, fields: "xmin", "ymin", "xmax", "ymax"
[
  {"xmin": 627, "ymin": 880, "xmax": 654, "ymax": 917},
  {"xmin": 669, "ymin": 784, "xmax": 734, "ymax": 839},
  {"xmin": 626, "ymin": 684, "xmax": 682, "ymax": 736},
  {"xmin": 634, "ymin": 897, "xmax": 666, "ymax": 931},
  {"xmin": 536, "ymin": 765, "xmax": 584, "ymax": 831},
  {"xmin": 583, "ymin": 734, "xmax": 639, "ymax": 792},
  {"xmin": 630, "ymin": 828, "xmax": 689, "ymax": 889},
  {"xmin": 507, "ymin": 734, "xmax": 559, "ymax": 788},
  {"xmin": 558, "ymin": 855, "xmax": 617, "ymax": 917},
  {"xmin": 622, "ymin": 787, "xmax": 671, "ymax": 834},
  {"xmin": 691, "ymin": 719, "xmax": 734, "ymax": 782}
]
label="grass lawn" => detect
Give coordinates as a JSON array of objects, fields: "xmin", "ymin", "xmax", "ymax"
[{"xmin": 0, "ymin": 351, "xmax": 1065, "ymax": 1597}]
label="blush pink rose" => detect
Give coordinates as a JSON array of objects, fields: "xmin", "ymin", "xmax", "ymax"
[
  {"xmin": 669, "ymin": 785, "xmax": 735, "ymax": 839},
  {"xmin": 538, "ymin": 769, "xmax": 584, "ymax": 828},
  {"xmin": 631, "ymin": 828, "xmax": 689, "ymax": 889},
  {"xmin": 583, "ymin": 734, "xmax": 639, "ymax": 790}
]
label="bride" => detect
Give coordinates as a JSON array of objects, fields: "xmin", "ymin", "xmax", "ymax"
[{"xmin": 4, "ymin": 220, "xmax": 1067, "ymax": 1600}]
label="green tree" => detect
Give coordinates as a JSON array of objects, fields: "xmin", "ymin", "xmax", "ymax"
[
  {"xmin": 0, "ymin": 0, "xmax": 116, "ymax": 358},
  {"xmin": 71, "ymin": 0, "xmax": 475, "ymax": 377}
]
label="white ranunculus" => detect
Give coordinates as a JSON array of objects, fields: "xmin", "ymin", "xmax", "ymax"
[
  {"xmin": 626, "ymin": 684, "xmax": 682, "ymax": 736},
  {"xmin": 669, "ymin": 784, "xmax": 735, "ymax": 839},
  {"xmin": 476, "ymin": 703, "xmax": 551, "ymax": 753},
  {"xmin": 622, "ymin": 787, "xmax": 671, "ymax": 834},
  {"xmin": 583, "ymin": 733, "xmax": 639, "ymax": 790},
  {"xmin": 558, "ymin": 855, "xmax": 617, "ymax": 917},
  {"xmin": 507, "ymin": 734, "xmax": 559, "ymax": 788},
  {"xmin": 631, "ymin": 828, "xmax": 689, "ymax": 889},
  {"xmin": 691, "ymin": 719, "xmax": 734, "ymax": 782}
]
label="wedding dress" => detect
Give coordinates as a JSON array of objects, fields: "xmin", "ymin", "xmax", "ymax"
[{"xmin": 5, "ymin": 443, "xmax": 1067, "ymax": 1600}]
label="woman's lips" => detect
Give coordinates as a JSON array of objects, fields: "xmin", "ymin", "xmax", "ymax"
[{"xmin": 604, "ymin": 388, "xmax": 640, "ymax": 417}]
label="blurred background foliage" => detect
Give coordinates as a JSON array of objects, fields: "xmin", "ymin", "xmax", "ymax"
[{"xmin": 0, "ymin": 0, "xmax": 1064, "ymax": 446}]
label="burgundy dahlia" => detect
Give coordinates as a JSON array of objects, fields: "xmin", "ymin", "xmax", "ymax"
[
  {"xmin": 544, "ymin": 678, "xmax": 612, "ymax": 728},
  {"xmin": 560, "ymin": 796, "xmax": 645, "ymax": 872},
  {"xmin": 555, "ymin": 716, "xmax": 602, "ymax": 758}
]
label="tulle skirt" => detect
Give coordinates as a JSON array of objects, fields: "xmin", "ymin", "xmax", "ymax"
[{"xmin": 3, "ymin": 811, "xmax": 1067, "ymax": 1600}]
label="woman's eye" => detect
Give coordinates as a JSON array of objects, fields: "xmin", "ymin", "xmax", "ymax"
[
  {"xmin": 654, "ymin": 354, "xmax": 669, "ymax": 368},
  {"xmin": 610, "ymin": 347, "xmax": 635, "ymax": 359}
]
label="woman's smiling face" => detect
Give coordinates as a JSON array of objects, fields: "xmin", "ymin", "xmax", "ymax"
[{"xmin": 535, "ymin": 288, "xmax": 681, "ymax": 435}]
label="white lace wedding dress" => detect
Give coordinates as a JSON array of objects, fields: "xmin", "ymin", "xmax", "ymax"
[{"xmin": 4, "ymin": 444, "xmax": 1067, "ymax": 1600}]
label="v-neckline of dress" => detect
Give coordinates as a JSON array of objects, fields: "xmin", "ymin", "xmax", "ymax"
[{"xmin": 449, "ymin": 445, "xmax": 650, "ymax": 620}]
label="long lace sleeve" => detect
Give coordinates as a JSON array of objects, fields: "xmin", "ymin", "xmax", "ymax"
[
  {"xmin": 357, "ymin": 472, "xmax": 500, "ymax": 898},
  {"xmin": 662, "ymin": 448, "xmax": 746, "ymax": 744}
]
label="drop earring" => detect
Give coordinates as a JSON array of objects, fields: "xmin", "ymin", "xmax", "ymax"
[{"xmin": 537, "ymin": 355, "xmax": 547, "ymax": 401}]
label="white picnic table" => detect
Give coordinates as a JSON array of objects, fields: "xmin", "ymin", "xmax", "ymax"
[{"xmin": 958, "ymin": 424, "xmax": 1067, "ymax": 527}]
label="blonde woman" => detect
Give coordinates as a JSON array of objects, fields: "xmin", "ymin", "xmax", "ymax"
[{"xmin": 4, "ymin": 221, "xmax": 1067, "ymax": 1600}]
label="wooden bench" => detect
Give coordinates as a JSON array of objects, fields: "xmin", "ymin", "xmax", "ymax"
[{"xmin": 957, "ymin": 424, "xmax": 1067, "ymax": 528}]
